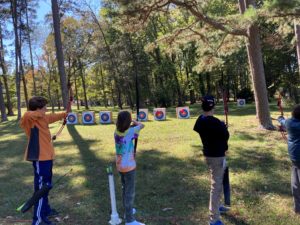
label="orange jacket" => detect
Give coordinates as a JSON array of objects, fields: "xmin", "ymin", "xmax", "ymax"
[{"xmin": 20, "ymin": 111, "xmax": 67, "ymax": 161}]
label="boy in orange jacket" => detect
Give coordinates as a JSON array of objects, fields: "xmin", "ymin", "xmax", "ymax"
[{"xmin": 20, "ymin": 96, "xmax": 67, "ymax": 225}]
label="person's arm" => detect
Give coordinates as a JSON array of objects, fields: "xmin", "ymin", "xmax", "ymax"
[
  {"xmin": 132, "ymin": 120, "xmax": 145, "ymax": 130},
  {"xmin": 46, "ymin": 112, "xmax": 68, "ymax": 124}
]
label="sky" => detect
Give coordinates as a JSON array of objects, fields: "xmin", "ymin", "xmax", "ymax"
[{"xmin": 3, "ymin": 0, "xmax": 101, "ymax": 70}]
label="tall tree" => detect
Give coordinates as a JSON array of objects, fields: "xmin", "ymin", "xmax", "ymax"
[
  {"xmin": 51, "ymin": 0, "xmax": 68, "ymax": 109},
  {"xmin": 24, "ymin": 0, "xmax": 37, "ymax": 95},
  {"xmin": 295, "ymin": 20, "xmax": 300, "ymax": 77},
  {"xmin": 0, "ymin": 78, "xmax": 7, "ymax": 122},
  {"xmin": 0, "ymin": 22, "xmax": 14, "ymax": 116},
  {"xmin": 11, "ymin": 0, "xmax": 21, "ymax": 120},
  {"xmin": 115, "ymin": 0, "xmax": 274, "ymax": 129},
  {"xmin": 239, "ymin": 0, "xmax": 273, "ymax": 129}
]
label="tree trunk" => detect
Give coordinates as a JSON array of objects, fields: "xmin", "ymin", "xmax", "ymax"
[
  {"xmin": 239, "ymin": 0, "xmax": 273, "ymax": 129},
  {"xmin": 11, "ymin": 0, "xmax": 21, "ymax": 120},
  {"xmin": 0, "ymin": 79, "xmax": 7, "ymax": 122},
  {"xmin": 295, "ymin": 20, "xmax": 300, "ymax": 84},
  {"xmin": 0, "ymin": 24, "xmax": 14, "ymax": 116},
  {"xmin": 24, "ymin": 0, "xmax": 37, "ymax": 96},
  {"xmin": 79, "ymin": 63, "xmax": 89, "ymax": 110},
  {"xmin": 74, "ymin": 76, "xmax": 80, "ymax": 110},
  {"xmin": 51, "ymin": 0, "xmax": 68, "ymax": 109},
  {"xmin": 19, "ymin": 27, "xmax": 29, "ymax": 110},
  {"xmin": 99, "ymin": 64, "xmax": 108, "ymax": 107}
]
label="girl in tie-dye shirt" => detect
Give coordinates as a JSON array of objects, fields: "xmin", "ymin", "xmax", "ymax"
[{"xmin": 114, "ymin": 111, "xmax": 145, "ymax": 225}]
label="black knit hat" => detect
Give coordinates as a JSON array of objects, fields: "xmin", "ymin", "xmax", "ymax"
[{"xmin": 201, "ymin": 95, "xmax": 215, "ymax": 111}]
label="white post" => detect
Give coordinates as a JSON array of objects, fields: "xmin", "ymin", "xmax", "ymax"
[{"xmin": 107, "ymin": 165, "xmax": 122, "ymax": 225}]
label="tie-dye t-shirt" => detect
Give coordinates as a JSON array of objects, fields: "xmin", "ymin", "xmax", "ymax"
[{"xmin": 114, "ymin": 125, "xmax": 142, "ymax": 172}]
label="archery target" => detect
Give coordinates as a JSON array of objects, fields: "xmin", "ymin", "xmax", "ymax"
[
  {"xmin": 82, "ymin": 111, "xmax": 95, "ymax": 124},
  {"xmin": 137, "ymin": 109, "xmax": 148, "ymax": 121},
  {"xmin": 67, "ymin": 113, "xmax": 78, "ymax": 124},
  {"xmin": 237, "ymin": 99, "xmax": 246, "ymax": 107},
  {"xmin": 176, "ymin": 107, "xmax": 190, "ymax": 119},
  {"xmin": 99, "ymin": 111, "xmax": 112, "ymax": 124},
  {"xmin": 154, "ymin": 108, "xmax": 166, "ymax": 121}
]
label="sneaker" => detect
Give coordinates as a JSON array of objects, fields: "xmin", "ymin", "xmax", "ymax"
[
  {"xmin": 47, "ymin": 208, "xmax": 60, "ymax": 217},
  {"xmin": 219, "ymin": 205, "xmax": 230, "ymax": 214},
  {"xmin": 209, "ymin": 220, "xmax": 224, "ymax": 225},
  {"xmin": 125, "ymin": 220, "xmax": 145, "ymax": 225}
]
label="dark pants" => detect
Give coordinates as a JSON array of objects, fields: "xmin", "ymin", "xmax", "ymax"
[
  {"xmin": 32, "ymin": 160, "xmax": 53, "ymax": 225},
  {"xmin": 292, "ymin": 165, "xmax": 300, "ymax": 213},
  {"xmin": 120, "ymin": 170, "xmax": 136, "ymax": 223}
]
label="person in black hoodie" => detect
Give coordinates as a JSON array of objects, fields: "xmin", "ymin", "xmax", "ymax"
[
  {"xmin": 193, "ymin": 95, "xmax": 229, "ymax": 225},
  {"xmin": 278, "ymin": 105, "xmax": 300, "ymax": 214}
]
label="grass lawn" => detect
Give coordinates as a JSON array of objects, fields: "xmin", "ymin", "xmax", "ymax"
[{"xmin": 0, "ymin": 101, "xmax": 299, "ymax": 225}]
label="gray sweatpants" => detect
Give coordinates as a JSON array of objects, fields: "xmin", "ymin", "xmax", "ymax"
[
  {"xmin": 205, "ymin": 156, "xmax": 225, "ymax": 223},
  {"xmin": 291, "ymin": 165, "xmax": 300, "ymax": 213}
]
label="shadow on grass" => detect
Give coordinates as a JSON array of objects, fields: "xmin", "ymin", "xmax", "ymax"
[{"xmin": 229, "ymin": 147, "xmax": 291, "ymax": 201}]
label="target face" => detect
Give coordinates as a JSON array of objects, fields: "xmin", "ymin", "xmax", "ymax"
[
  {"xmin": 137, "ymin": 109, "xmax": 148, "ymax": 121},
  {"xmin": 67, "ymin": 113, "xmax": 78, "ymax": 124},
  {"xmin": 101, "ymin": 113, "xmax": 109, "ymax": 121},
  {"xmin": 99, "ymin": 111, "xmax": 112, "ymax": 124},
  {"xmin": 82, "ymin": 112, "xmax": 94, "ymax": 124},
  {"xmin": 84, "ymin": 114, "xmax": 92, "ymax": 122},
  {"xmin": 177, "ymin": 107, "xmax": 190, "ymax": 119},
  {"xmin": 154, "ymin": 108, "xmax": 166, "ymax": 121},
  {"xmin": 237, "ymin": 99, "xmax": 246, "ymax": 107}
]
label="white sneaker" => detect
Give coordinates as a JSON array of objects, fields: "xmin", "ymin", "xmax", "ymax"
[{"xmin": 125, "ymin": 220, "xmax": 145, "ymax": 225}]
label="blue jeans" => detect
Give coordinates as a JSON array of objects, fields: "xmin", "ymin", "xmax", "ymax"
[
  {"xmin": 120, "ymin": 170, "xmax": 136, "ymax": 223},
  {"xmin": 291, "ymin": 164, "xmax": 300, "ymax": 213},
  {"xmin": 32, "ymin": 160, "xmax": 53, "ymax": 225}
]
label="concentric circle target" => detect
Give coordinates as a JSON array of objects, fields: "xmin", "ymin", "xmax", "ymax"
[
  {"xmin": 138, "ymin": 111, "xmax": 146, "ymax": 120},
  {"xmin": 155, "ymin": 111, "xmax": 164, "ymax": 120},
  {"xmin": 84, "ymin": 114, "xmax": 92, "ymax": 122},
  {"xmin": 101, "ymin": 113, "xmax": 110, "ymax": 122},
  {"xmin": 68, "ymin": 114, "xmax": 76, "ymax": 123},
  {"xmin": 179, "ymin": 109, "xmax": 188, "ymax": 118}
]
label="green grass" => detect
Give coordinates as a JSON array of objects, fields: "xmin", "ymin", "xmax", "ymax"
[{"xmin": 0, "ymin": 102, "xmax": 298, "ymax": 225}]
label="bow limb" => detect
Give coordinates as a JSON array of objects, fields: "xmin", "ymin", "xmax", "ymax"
[{"xmin": 52, "ymin": 84, "xmax": 73, "ymax": 141}]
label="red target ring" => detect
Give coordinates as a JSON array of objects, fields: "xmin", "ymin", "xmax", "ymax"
[
  {"xmin": 138, "ymin": 111, "xmax": 146, "ymax": 120},
  {"xmin": 179, "ymin": 109, "xmax": 188, "ymax": 118},
  {"xmin": 155, "ymin": 111, "xmax": 164, "ymax": 120},
  {"xmin": 101, "ymin": 113, "xmax": 109, "ymax": 122},
  {"xmin": 68, "ymin": 114, "xmax": 76, "ymax": 123},
  {"xmin": 84, "ymin": 114, "xmax": 92, "ymax": 122}
]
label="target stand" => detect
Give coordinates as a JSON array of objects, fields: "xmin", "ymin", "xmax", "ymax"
[
  {"xmin": 82, "ymin": 111, "xmax": 95, "ymax": 125},
  {"xmin": 99, "ymin": 111, "xmax": 112, "ymax": 124},
  {"xmin": 237, "ymin": 99, "xmax": 246, "ymax": 107},
  {"xmin": 66, "ymin": 113, "xmax": 78, "ymax": 125},
  {"xmin": 176, "ymin": 107, "xmax": 190, "ymax": 119},
  {"xmin": 153, "ymin": 108, "xmax": 166, "ymax": 121},
  {"xmin": 137, "ymin": 109, "xmax": 148, "ymax": 121}
]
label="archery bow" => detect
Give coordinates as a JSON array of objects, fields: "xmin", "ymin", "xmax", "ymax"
[{"xmin": 52, "ymin": 82, "xmax": 73, "ymax": 141}]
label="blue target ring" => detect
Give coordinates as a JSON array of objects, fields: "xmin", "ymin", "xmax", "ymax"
[
  {"xmin": 68, "ymin": 114, "xmax": 76, "ymax": 123},
  {"xmin": 138, "ymin": 111, "xmax": 146, "ymax": 120},
  {"xmin": 101, "ymin": 113, "xmax": 110, "ymax": 122},
  {"xmin": 155, "ymin": 111, "xmax": 164, "ymax": 120},
  {"xmin": 84, "ymin": 114, "xmax": 93, "ymax": 122},
  {"xmin": 179, "ymin": 109, "xmax": 188, "ymax": 118},
  {"xmin": 238, "ymin": 100, "xmax": 245, "ymax": 106}
]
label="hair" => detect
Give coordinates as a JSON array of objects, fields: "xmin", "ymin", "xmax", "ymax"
[
  {"xmin": 29, "ymin": 96, "xmax": 48, "ymax": 111},
  {"xmin": 201, "ymin": 96, "xmax": 215, "ymax": 112},
  {"xmin": 292, "ymin": 105, "xmax": 300, "ymax": 120},
  {"xmin": 116, "ymin": 111, "xmax": 132, "ymax": 132},
  {"xmin": 202, "ymin": 103, "xmax": 214, "ymax": 112}
]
